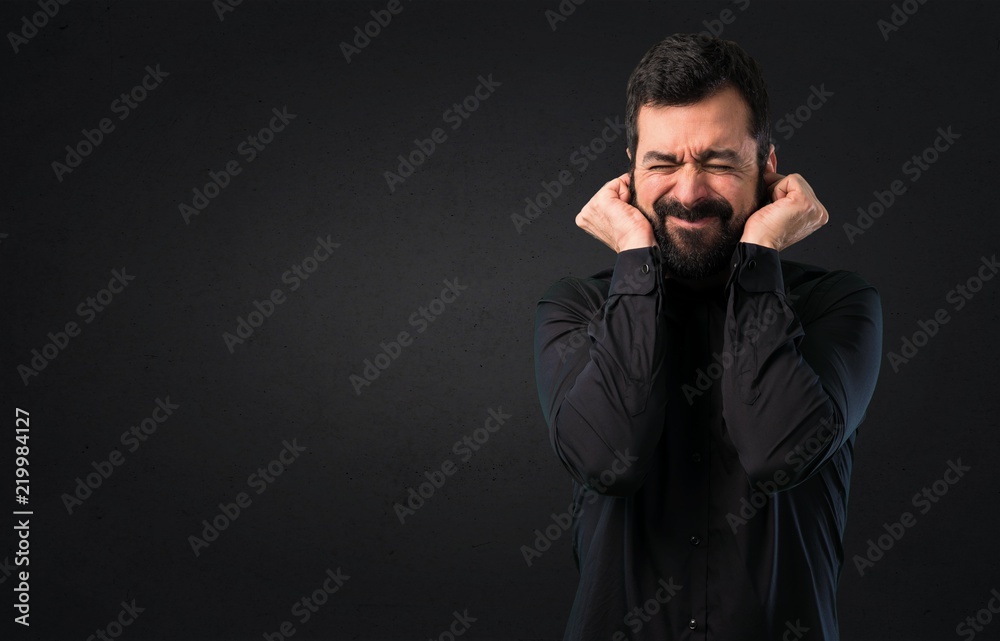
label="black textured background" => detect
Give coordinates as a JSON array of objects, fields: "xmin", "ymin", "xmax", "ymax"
[{"xmin": 2, "ymin": 1, "xmax": 998, "ymax": 639}]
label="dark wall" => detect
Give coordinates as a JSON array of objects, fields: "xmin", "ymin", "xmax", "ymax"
[{"xmin": 2, "ymin": 1, "xmax": 997, "ymax": 639}]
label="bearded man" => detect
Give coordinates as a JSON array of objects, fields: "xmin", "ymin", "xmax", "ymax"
[{"xmin": 533, "ymin": 33, "xmax": 882, "ymax": 641}]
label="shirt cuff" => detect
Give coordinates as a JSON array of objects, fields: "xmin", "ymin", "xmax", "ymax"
[
  {"xmin": 726, "ymin": 242, "xmax": 785, "ymax": 294},
  {"xmin": 609, "ymin": 245, "xmax": 660, "ymax": 296}
]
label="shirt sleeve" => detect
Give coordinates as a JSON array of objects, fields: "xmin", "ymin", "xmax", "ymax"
[
  {"xmin": 533, "ymin": 245, "xmax": 669, "ymax": 496},
  {"xmin": 721, "ymin": 241, "xmax": 883, "ymax": 491}
]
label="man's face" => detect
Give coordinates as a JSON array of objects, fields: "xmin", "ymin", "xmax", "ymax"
[{"xmin": 628, "ymin": 85, "xmax": 773, "ymax": 280}]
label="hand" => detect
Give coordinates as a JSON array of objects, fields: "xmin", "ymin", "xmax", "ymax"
[
  {"xmin": 575, "ymin": 173, "xmax": 656, "ymax": 253},
  {"xmin": 740, "ymin": 172, "xmax": 829, "ymax": 252}
]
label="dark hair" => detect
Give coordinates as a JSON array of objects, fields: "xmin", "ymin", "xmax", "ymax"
[{"xmin": 626, "ymin": 33, "xmax": 772, "ymax": 173}]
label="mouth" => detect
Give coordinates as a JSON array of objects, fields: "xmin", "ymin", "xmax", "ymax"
[{"xmin": 669, "ymin": 215, "xmax": 717, "ymax": 229}]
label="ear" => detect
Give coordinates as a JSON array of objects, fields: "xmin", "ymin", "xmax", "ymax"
[
  {"xmin": 626, "ymin": 147, "xmax": 632, "ymax": 163},
  {"xmin": 765, "ymin": 144, "xmax": 776, "ymax": 174}
]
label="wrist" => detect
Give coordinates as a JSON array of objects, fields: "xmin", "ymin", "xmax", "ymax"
[
  {"xmin": 618, "ymin": 232, "xmax": 656, "ymax": 253},
  {"xmin": 738, "ymin": 233, "xmax": 780, "ymax": 251}
]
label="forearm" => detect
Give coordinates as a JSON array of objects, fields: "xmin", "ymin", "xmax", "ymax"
[
  {"xmin": 534, "ymin": 246, "xmax": 669, "ymax": 495},
  {"xmin": 721, "ymin": 242, "xmax": 883, "ymax": 489}
]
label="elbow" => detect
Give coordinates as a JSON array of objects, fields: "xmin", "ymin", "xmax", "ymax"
[
  {"xmin": 741, "ymin": 458, "xmax": 796, "ymax": 495},
  {"xmin": 549, "ymin": 403, "xmax": 654, "ymax": 497},
  {"xmin": 575, "ymin": 448, "xmax": 646, "ymax": 496},
  {"xmin": 551, "ymin": 428, "xmax": 647, "ymax": 497},
  {"xmin": 739, "ymin": 403, "xmax": 844, "ymax": 493}
]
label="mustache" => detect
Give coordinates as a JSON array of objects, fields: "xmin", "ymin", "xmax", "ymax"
[{"xmin": 653, "ymin": 197, "xmax": 734, "ymax": 222}]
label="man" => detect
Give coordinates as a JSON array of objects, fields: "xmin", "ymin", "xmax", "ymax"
[{"xmin": 533, "ymin": 34, "xmax": 882, "ymax": 640}]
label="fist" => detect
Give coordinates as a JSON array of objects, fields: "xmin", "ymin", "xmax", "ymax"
[
  {"xmin": 575, "ymin": 173, "xmax": 656, "ymax": 253},
  {"xmin": 740, "ymin": 172, "xmax": 829, "ymax": 252}
]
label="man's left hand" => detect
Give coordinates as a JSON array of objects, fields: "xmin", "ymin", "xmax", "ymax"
[{"xmin": 740, "ymin": 172, "xmax": 829, "ymax": 252}]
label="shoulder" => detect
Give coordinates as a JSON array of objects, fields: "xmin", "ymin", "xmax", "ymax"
[
  {"xmin": 781, "ymin": 258, "xmax": 881, "ymax": 322},
  {"xmin": 536, "ymin": 267, "xmax": 614, "ymax": 318}
]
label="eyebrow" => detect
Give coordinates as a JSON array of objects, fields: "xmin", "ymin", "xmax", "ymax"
[{"xmin": 642, "ymin": 148, "xmax": 742, "ymax": 165}]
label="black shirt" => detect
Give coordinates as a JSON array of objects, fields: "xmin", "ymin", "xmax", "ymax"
[{"xmin": 533, "ymin": 242, "xmax": 882, "ymax": 641}]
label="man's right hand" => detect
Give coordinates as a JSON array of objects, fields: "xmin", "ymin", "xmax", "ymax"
[{"xmin": 575, "ymin": 173, "xmax": 656, "ymax": 253}]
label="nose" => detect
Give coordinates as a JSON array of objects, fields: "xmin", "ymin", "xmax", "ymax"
[{"xmin": 668, "ymin": 165, "xmax": 713, "ymax": 211}]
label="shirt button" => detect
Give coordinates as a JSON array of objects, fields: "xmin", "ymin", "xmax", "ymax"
[
  {"xmin": 641, "ymin": 263, "xmax": 649, "ymax": 274},
  {"xmin": 690, "ymin": 535, "xmax": 700, "ymax": 546},
  {"xmin": 689, "ymin": 618, "xmax": 697, "ymax": 630},
  {"xmin": 748, "ymin": 259, "xmax": 757, "ymax": 270}
]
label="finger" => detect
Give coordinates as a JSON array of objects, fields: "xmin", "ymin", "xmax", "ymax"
[
  {"xmin": 769, "ymin": 175, "xmax": 793, "ymax": 201},
  {"xmin": 617, "ymin": 177, "xmax": 631, "ymax": 202},
  {"xmin": 601, "ymin": 176, "xmax": 629, "ymax": 204},
  {"xmin": 601, "ymin": 177, "xmax": 622, "ymax": 197},
  {"xmin": 763, "ymin": 171, "xmax": 784, "ymax": 188}
]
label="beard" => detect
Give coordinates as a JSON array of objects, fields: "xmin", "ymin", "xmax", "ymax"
[{"xmin": 629, "ymin": 169, "xmax": 770, "ymax": 280}]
